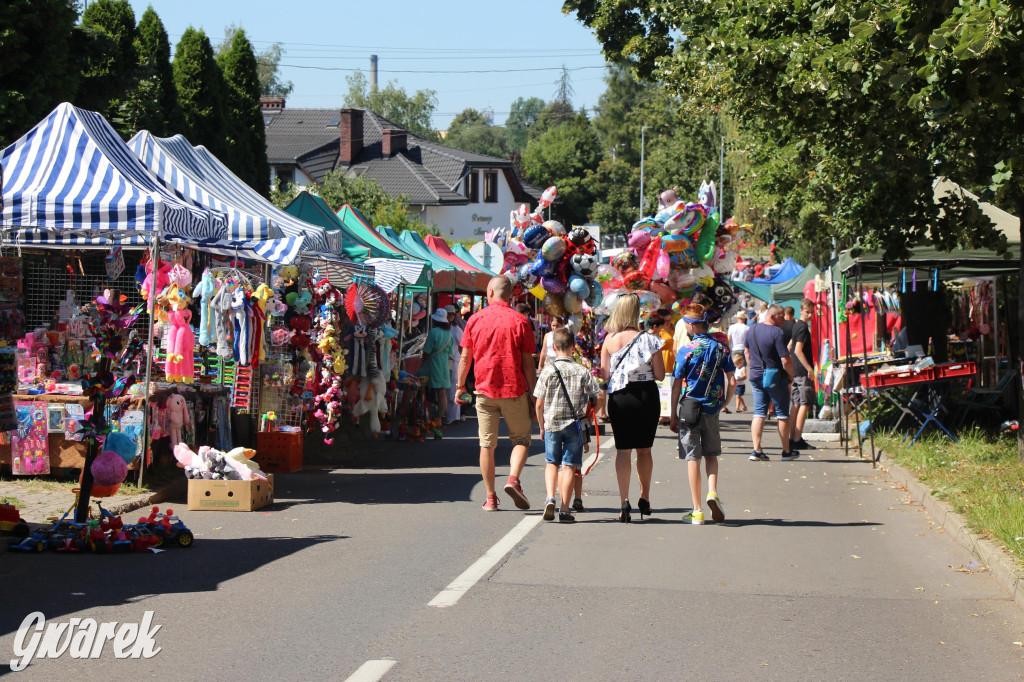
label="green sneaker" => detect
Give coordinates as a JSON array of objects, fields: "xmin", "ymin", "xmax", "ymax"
[
  {"xmin": 682, "ymin": 509, "xmax": 705, "ymax": 525},
  {"xmin": 705, "ymin": 492, "xmax": 725, "ymax": 523}
]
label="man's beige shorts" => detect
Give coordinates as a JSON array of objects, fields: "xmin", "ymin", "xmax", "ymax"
[{"xmin": 476, "ymin": 394, "xmax": 532, "ymax": 449}]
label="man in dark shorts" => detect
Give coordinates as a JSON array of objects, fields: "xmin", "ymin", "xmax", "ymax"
[
  {"xmin": 789, "ymin": 299, "xmax": 816, "ymax": 451},
  {"xmin": 744, "ymin": 304, "xmax": 795, "ymax": 460}
]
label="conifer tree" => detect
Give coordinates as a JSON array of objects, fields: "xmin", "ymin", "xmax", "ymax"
[
  {"xmin": 135, "ymin": 6, "xmax": 178, "ymax": 136},
  {"xmin": 217, "ymin": 28, "xmax": 269, "ymax": 196},
  {"xmin": 173, "ymin": 27, "xmax": 228, "ymax": 161}
]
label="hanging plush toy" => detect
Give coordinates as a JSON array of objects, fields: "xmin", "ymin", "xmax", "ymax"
[{"xmin": 165, "ymin": 393, "xmax": 190, "ymax": 449}]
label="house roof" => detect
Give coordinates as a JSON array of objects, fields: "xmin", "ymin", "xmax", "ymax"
[{"xmin": 263, "ymin": 105, "xmax": 540, "ymax": 205}]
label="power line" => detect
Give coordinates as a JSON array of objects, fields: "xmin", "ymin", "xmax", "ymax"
[{"xmin": 263, "ymin": 62, "xmax": 608, "ymax": 75}]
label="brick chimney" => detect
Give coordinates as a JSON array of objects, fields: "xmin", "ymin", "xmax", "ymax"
[
  {"xmin": 382, "ymin": 129, "xmax": 407, "ymax": 157},
  {"xmin": 339, "ymin": 108, "xmax": 363, "ymax": 166},
  {"xmin": 260, "ymin": 97, "xmax": 284, "ymax": 111}
]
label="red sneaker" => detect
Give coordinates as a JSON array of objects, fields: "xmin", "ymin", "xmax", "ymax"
[
  {"xmin": 503, "ymin": 476, "xmax": 530, "ymax": 510},
  {"xmin": 482, "ymin": 493, "xmax": 499, "ymax": 511}
]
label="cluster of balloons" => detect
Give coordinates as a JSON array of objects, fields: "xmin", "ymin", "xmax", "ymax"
[
  {"xmin": 486, "ymin": 186, "xmax": 603, "ymax": 330},
  {"xmin": 594, "ymin": 182, "xmax": 743, "ymax": 315}
]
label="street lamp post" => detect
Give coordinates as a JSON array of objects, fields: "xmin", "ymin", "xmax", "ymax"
[{"xmin": 639, "ymin": 125, "xmax": 650, "ymax": 220}]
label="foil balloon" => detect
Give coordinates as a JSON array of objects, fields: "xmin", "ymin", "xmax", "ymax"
[
  {"xmin": 602, "ymin": 288, "xmax": 629, "ymax": 314},
  {"xmin": 542, "ymin": 220, "xmax": 567, "ymax": 236},
  {"xmin": 595, "ymin": 264, "xmax": 622, "ymax": 287},
  {"xmin": 529, "ymin": 253, "xmax": 557, "ymax": 277},
  {"xmin": 637, "ymin": 291, "xmax": 661, "ymax": 314},
  {"xmin": 543, "ymin": 292, "xmax": 567, "ymax": 317},
  {"xmin": 538, "ymin": 185, "xmax": 558, "ymax": 209},
  {"xmin": 540, "ymin": 276, "xmax": 567, "ymax": 293},
  {"xmin": 651, "ymin": 281, "xmax": 678, "ymax": 305},
  {"xmin": 611, "ymin": 251, "xmax": 639, "ymax": 274},
  {"xmin": 541, "ymin": 236, "xmax": 566, "ymax": 261},
  {"xmin": 529, "ymin": 285, "xmax": 546, "ymax": 299},
  {"xmin": 567, "ymin": 314, "xmax": 583, "ymax": 334},
  {"xmin": 568, "ymin": 275, "xmax": 591, "ymax": 300},
  {"xmin": 518, "ymin": 263, "xmax": 539, "ymax": 289},
  {"xmin": 627, "ymin": 230, "xmax": 652, "ymax": 251},
  {"xmin": 567, "ymin": 227, "xmax": 595, "ymax": 252},
  {"xmin": 680, "ymin": 203, "xmax": 708, "ymax": 236},
  {"xmin": 668, "ymin": 268, "xmax": 694, "ymax": 291},
  {"xmin": 623, "ymin": 270, "xmax": 651, "ymax": 291},
  {"xmin": 712, "ymin": 250, "xmax": 737, "ymax": 275},
  {"xmin": 570, "ymin": 252, "xmax": 599, "ymax": 278},
  {"xmin": 662, "ymin": 234, "xmax": 691, "ymax": 252},
  {"xmin": 512, "ymin": 204, "xmax": 531, "ymax": 229},
  {"xmin": 563, "ymin": 291, "xmax": 582, "ymax": 315},
  {"xmin": 586, "ymin": 283, "xmax": 604, "ymax": 307},
  {"xmin": 656, "ymin": 249, "xmax": 671, "ymax": 280},
  {"xmin": 506, "ymin": 238, "xmax": 528, "ymax": 258},
  {"xmin": 523, "ymin": 225, "xmax": 551, "ymax": 249}
]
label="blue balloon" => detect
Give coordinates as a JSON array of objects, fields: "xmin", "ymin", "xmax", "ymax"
[
  {"xmin": 529, "ymin": 253, "xmax": 557, "ymax": 277},
  {"xmin": 568, "ymin": 275, "xmax": 590, "ymax": 299},
  {"xmin": 587, "ymin": 283, "xmax": 604, "ymax": 307},
  {"xmin": 104, "ymin": 431, "xmax": 138, "ymax": 465},
  {"xmin": 523, "ymin": 225, "xmax": 551, "ymax": 250}
]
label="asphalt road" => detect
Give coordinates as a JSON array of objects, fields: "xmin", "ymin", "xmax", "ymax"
[{"xmin": 1, "ymin": 412, "xmax": 1023, "ymax": 680}]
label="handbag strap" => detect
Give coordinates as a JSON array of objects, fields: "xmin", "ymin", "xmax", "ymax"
[
  {"xmin": 552, "ymin": 362, "xmax": 583, "ymax": 421},
  {"xmin": 610, "ymin": 331, "xmax": 645, "ymax": 379}
]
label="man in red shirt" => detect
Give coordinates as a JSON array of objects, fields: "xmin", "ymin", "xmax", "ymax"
[{"xmin": 456, "ymin": 276, "xmax": 537, "ymax": 511}]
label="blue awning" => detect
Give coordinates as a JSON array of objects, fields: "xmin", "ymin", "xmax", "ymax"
[
  {"xmin": 128, "ymin": 133, "xmax": 338, "ymax": 256},
  {"xmin": 2, "ymin": 103, "xmax": 225, "ymax": 240}
]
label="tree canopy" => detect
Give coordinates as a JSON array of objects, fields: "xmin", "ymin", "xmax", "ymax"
[
  {"xmin": 344, "ymin": 71, "xmax": 439, "ymax": 142},
  {"xmin": 505, "ymin": 96, "xmax": 545, "ymax": 152},
  {"xmin": 0, "ymin": 0, "xmax": 81, "ymax": 147},
  {"xmin": 217, "ymin": 25, "xmax": 293, "ymax": 99},
  {"xmin": 443, "ymin": 108, "xmax": 508, "ymax": 158},
  {"xmin": 520, "ymin": 111, "xmax": 601, "ymax": 227},
  {"xmin": 135, "ymin": 6, "xmax": 178, "ymax": 136}
]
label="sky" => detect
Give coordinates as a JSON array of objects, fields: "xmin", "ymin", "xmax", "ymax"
[{"xmin": 125, "ymin": 0, "xmax": 612, "ymax": 130}]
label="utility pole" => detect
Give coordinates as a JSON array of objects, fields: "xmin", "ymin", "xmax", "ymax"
[
  {"xmin": 719, "ymin": 135, "xmax": 725, "ymax": 216},
  {"xmin": 639, "ymin": 125, "xmax": 650, "ymax": 220}
]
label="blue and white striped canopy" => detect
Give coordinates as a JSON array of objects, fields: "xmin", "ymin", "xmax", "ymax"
[
  {"xmin": 365, "ymin": 257, "xmax": 426, "ymax": 293},
  {"xmin": 1, "ymin": 103, "xmax": 226, "ymax": 240},
  {"xmin": 129, "ymin": 133, "xmax": 337, "ymax": 256},
  {"xmin": 129, "ymin": 130, "xmax": 283, "ymax": 243}
]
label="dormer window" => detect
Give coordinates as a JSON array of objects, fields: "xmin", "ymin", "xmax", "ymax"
[{"xmin": 483, "ymin": 171, "xmax": 498, "ymax": 203}]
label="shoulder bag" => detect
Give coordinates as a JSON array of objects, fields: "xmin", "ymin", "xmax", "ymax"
[
  {"xmin": 553, "ymin": 363, "xmax": 590, "ymax": 445},
  {"xmin": 750, "ymin": 324, "xmax": 780, "ymax": 389}
]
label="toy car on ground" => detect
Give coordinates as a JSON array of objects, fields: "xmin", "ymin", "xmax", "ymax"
[
  {"xmin": 138, "ymin": 507, "xmax": 194, "ymax": 548},
  {"xmin": 0, "ymin": 503, "xmax": 30, "ymax": 539},
  {"xmin": 9, "ymin": 529, "xmax": 53, "ymax": 553}
]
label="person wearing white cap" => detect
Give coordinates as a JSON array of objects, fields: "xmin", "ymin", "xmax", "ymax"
[
  {"xmin": 445, "ymin": 305, "xmax": 465, "ymax": 423},
  {"xmin": 419, "ymin": 308, "xmax": 455, "ymax": 426}
]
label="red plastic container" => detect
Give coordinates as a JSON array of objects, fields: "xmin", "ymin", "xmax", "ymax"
[
  {"xmin": 862, "ymin": 367, "xmax": 935, "ymax": 388},
  {"xmin": 933, "ymin": 361, "xmax": 976, "ymax": 380},
  {"xmin": 256, "ymin": 431, "xmax": 303, "ymax": 473}
]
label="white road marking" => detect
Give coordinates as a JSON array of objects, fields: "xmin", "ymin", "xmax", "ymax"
[
  {"xmin": 429, "ymin": 516, "xmax": 542, "ymax": 608},
  {"xmin": 344, "ymin": 659, "xmax": 397, "ymax": 682}
]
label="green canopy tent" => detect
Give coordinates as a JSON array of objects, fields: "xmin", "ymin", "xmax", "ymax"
[
  {"xmin": 452, "ymin": 243, "xmax": 497, "ymax": 276},
  {"xmin": 285, "ymin": 192, "xmax": 384, "ymax": 259}
]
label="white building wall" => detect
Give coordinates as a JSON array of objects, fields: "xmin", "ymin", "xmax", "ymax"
[{"xmin": 422, "ymin": 168, "xmax": 521, "ymax": 241}]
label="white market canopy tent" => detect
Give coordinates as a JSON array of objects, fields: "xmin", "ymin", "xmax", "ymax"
[{"xmin": 0, "ymin": 103, "xmax": 302, "ymax": 264}]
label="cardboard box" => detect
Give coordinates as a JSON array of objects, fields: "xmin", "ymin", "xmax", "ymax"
[{"xmin": 187, "ymin": 475, "xmax": 274, "ymax": 511}]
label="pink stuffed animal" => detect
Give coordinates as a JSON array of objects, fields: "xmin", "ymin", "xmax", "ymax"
[
  {"xmin": 140, "ymin": 261, "xmax": 171, "ymax": 306},
  {"xmin": 164, "ymin": 309, "xmax": 194, "ymax": 383},
  {"xmin": 165, "ymin": 393, "xmax": 190, "ymax": 449}
]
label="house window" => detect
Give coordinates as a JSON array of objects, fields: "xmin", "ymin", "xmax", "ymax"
[
  {"xmin": 275, "ymin": 166, "xmax": 295, "ymax": 189},
  {"xmin": 483, "ymin": 171, "xmax": 498, "ymax": 203},
  {"xmin": 464, "ymin": 171, "xmax": 479, "ymax": 203}
]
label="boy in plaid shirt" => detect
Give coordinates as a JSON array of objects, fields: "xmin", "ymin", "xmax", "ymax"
[{"xmin": 534, "ymin": 328, "xmax": 600, "ymax": 523}]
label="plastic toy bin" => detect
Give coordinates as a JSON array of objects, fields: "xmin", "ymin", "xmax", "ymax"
[{"xmin": 256, "ymin": 431, "xmax": 303, "ymax": 473}]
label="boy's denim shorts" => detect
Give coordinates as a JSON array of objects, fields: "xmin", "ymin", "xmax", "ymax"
[{"xmin": 544, "ymin": 423, "xmax": 584, "ymax": 468}]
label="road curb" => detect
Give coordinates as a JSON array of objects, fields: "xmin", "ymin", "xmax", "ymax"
[
  {"xmin": 107, "ymin": 478, "xmax": 187, "ymax": 518},
  {"xmin": 879, "ymin": 456, "xmax": 1024, "ymax": 609}
]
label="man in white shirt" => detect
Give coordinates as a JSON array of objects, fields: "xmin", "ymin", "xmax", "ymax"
[{"xmin": 727, "ymin": 311, "xmax": 749, "ymax": 354}]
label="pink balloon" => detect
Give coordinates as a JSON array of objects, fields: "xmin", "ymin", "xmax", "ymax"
[{"xmin": 656, "ymin": 250, "xmax": 670, "ymax": 280}]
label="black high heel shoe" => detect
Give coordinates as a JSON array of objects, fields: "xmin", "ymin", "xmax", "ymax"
[
  {"xmin": 619, "ymin": 500, "xmax": 631, "ymax": 523},
  {"xmin": 637, "ymin": 498, "xmax": 652, "ymax": 519}
]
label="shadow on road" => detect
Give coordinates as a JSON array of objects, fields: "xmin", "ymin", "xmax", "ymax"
[{"xmin": 0, "ymin": 534, "xmax": 345, "ymax": 640}]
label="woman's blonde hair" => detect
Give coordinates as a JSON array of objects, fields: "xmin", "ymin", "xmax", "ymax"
[{"xmin": 606, "ymin": 293, "xmax": 640, "ymax": 333}]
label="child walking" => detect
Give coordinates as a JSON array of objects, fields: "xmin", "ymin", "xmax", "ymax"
[
  {"xmin": 670, "ymin": 304, "xmax": 736, "ymax": 524},
  {"xmin": 534, "ymin": 328, "xmax": 600, "ymax": 523},
  {"xmin": 733, "ymin": 352, "xmax": 748, "ymax": 413}
]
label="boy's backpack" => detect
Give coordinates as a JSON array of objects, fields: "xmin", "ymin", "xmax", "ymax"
[{"xmin": 682, "ymin": 335, "xmax": 730, "ymax": 413}]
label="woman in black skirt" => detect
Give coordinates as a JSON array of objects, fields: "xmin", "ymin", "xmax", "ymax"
[{"xmin": 600, "ymin": 293, "xmax": 665, "ymax": 522}]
